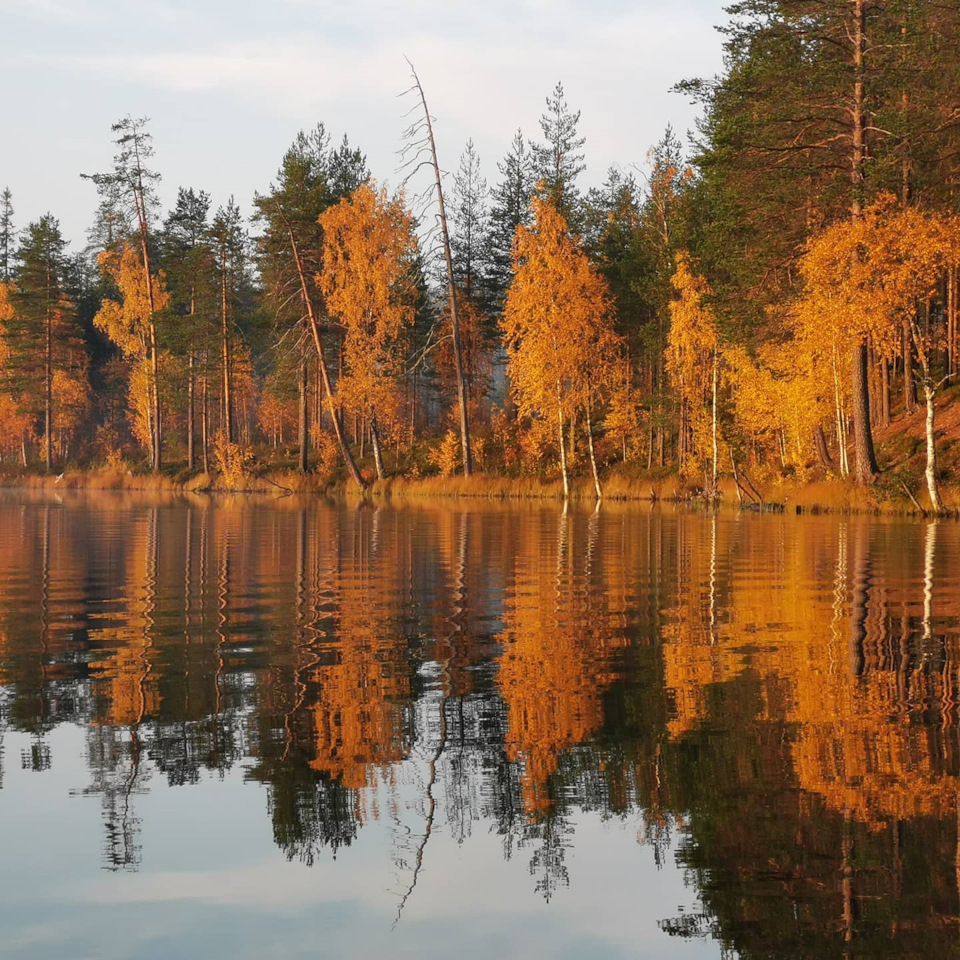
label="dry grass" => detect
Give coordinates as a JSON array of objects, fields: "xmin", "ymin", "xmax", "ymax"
[
  {"xmin": 6, "ymin": 466, "xmax": 188, "ymax": 492},
  {"xmin": 0, "ymin": 464, "xmax": 337, "ymax": 497},
  {"xmin": 362, "ymin": 471, "xmax": 688, "ymax": 504}
]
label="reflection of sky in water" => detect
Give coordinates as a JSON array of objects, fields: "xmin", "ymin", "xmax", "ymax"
[
  {"xmin": 0, "ymin": 724, "xmax": 713, "ymax": 960},
  {"xmin": 1, "ymin": 495, "xmax": 959, "ymax": 959}
]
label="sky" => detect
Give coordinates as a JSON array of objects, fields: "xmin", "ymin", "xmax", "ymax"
[{"xmin": 0, "ymin": 0, "xmax": 728, "ymax": 249}]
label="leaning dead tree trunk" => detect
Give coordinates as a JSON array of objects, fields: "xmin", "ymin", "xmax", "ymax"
[
  {"xmin": 285, "ymin": 220, "xmax": 365, "ymax": 490},
  {"xmin": 405, "ymin": 60, "xmax": 473, "ymax": 477},
  {"xmin": 298, "ymin": 350, "xmax": 309, "ymax": 474}
]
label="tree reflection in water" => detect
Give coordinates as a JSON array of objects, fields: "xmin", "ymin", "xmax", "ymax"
[{"xmin": 0, "ymin": 492, "xmax": 958, "ymax": 956}]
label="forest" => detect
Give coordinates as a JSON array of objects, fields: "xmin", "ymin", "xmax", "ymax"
[{"xmin": 3, "ymin": 0, "xmax": 960, "ymax": 511}]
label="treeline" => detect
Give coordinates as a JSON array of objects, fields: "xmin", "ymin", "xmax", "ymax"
[{"xmin": 3, "ymin": 1, "xmax": 960, "ymax": 507}]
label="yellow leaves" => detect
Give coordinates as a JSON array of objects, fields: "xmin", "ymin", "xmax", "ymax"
[
  {"xmin": 318, "ymin": 182, "xmax": 416, "ymax": 422},
  {"xmin": 667, "ymin": 252, "xmax": 721, "ymax": 476},
  {"xmin": 127, "ymin": 358, "xmax": 155, "ymax": 451},
  {"xmin": 667, "ymin": 252, "xmax": 718, "ymax": 383},
  {"xmin": 0, "ymin": 281, "xmax": 13, "ymax": 325},
  {"xmin": 795, "ymin": 195, "xmax": 960, "ymax": 358},
  {"xmin": 51, "ymin": 368, "xmax": 90, "ymax": 433},
  {"xmin": 429, "ymin": 429, "xmax": 461, "ymax": 478},
  {"xmin": 212, "ymin": 434, "xmax": 254, "ymax": 487},
  {"xmin": 94, "ymin": 245, "xmax": 170, "ymax": 359},
  {"xmin": 502, "ymin": 196, "xmax": 622, "ymax": 426}
]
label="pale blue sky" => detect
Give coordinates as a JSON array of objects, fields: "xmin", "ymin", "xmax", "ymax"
[{"xmin": 0, "ymin": 0, "xmax": 728, "ymax": 248}]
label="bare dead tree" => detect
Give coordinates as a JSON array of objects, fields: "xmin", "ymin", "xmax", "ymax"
[{"xmin": 400, "ymin": 60, "xmax": 473, "ymax": 476}]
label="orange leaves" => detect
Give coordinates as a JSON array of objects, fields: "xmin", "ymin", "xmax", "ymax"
[
  {"xmin": 502, "ymin": 196, "xmax": 622, "ymax": 432},
  {"xmin": 795, "ymin": 196, "xmax": 960, "ymax": 358},
  {"xmin": 318, "ymin": 182, "xmax": 416, "ymax": 429},
  {"xmin": 666, "ymin": 252, "xmax": 718, "ymax": 383},
  {"xmin": 0, "ymin": 281, "xmax": 13, "ymax": 326},
  {"xmin": 95, "ymin": 244, "xmax": 170, "ymax": 360},
  {"xmin": 667, "ymin": 252, "xmax": 722, "ymax": 476}
]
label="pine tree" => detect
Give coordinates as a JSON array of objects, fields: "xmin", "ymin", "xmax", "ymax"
[
  {"xmin": 254, "ymin": 125, "xmax": 368, "ymax": 483},
  {"xmin": 210, "ymin": 198, "xmax": 247, "ymax": 446},
  {"xmin": 533, "ymin": 82, "xmax": 586, "ymax": 225},
  {"xmin": 162, "ymin": 187, "xmax": 214, "ymax": 471},
  {"xmin": 84, "ymin": 117, "xmax": 164, "ymax": 470},
  {"xmin": 5, "ymin": 216, "xmax": 88, "ymax": 471}
]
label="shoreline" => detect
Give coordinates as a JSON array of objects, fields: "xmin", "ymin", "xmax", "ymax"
[{"xmin": 2, "ymin": 466, "xmax": 956, "ymax": 518}]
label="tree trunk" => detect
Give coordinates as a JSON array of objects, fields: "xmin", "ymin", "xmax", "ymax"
[
  {"xmin": 832, "ymin": 345, "xmax": 849, "ymax": 476},
  {"xmin": 44, "ymin": 267, "xmax": 53, "ymax": 474},
  {"xmin": 911, "ymin": 322, "xmax": 944, "ymax": 514},
  {"xmin": 370, "ymin": 415, "xmax": 386, "ymax": 481},
  {"xmin": 220, "ymin": 241, "xmax": 234, "ymax": 444},
  {"xmin": 847, "ymin": 0, "xmax": 878, "ymax": 485},
  {"xmin": 201, "ymin": 368, "xmax": 210, "ymax": 474},
  {"xmin": 851, "ymin": 342, "xmax": 879, "ymax": 483},
  {"xmin": 923, "ymin": 380, "xmax": 944, "ymax": 514},
  {"xmin": 187, "ymin": 352, "xmax": 195, "ymax": 471},
  {"xmin": 408, "ymin": 63, "xmax": 472, "ymax": 477},
  {"xmin": 880, "ymin": 355, "xmax": 890, "ymax": 427},
  {"xmin": 949, "ymin": 265, "xmax": 957, "ymax": 377},
  {"xmin": 711, "ymin": 349, "xmax": 719, "ymax": 496},
  {"xmin": 298, "ymin": 355, "xmax": 309, "ymax": 475},
  {"xmin": 850, "ymin": 0, "xmax": 866, "ymax": 217},
  {"xmin": 557, "ymin": 402, "xmax": 570, "ymax": 500},
  {"xmin": 903, "ymin": 319, "xmax": 915, "ymax": 414},
  {"xmin": 585, "ymin": 405, "xmax": 602, "ymax": 500},
  {"xmin": 143, "ymin": 253, "xmax": 161, "ymax": 472},
  {"xmin": 815, "ymin": 423, "xmax": 836, "ymax": 471}
]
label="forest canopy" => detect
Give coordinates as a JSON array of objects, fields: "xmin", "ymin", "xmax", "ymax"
[{"xmin": 3, "ymin": 2, "xmax": 960, "ymax": 511}]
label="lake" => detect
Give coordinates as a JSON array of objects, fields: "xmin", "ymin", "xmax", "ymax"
[{"xmin": 0, "ymin": 491, "xmax": 957, "ymax": 959}]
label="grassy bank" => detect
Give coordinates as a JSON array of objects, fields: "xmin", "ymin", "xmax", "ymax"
[
  {"xmin": 2, "ymin": 423, "xmax": 958, "ymax": 517},
  {"xmin": 0, "ymin": 464, "xmax": 335, "ymax": 496}
]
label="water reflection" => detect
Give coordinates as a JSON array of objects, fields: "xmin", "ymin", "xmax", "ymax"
[{"xmin": 0, "ymin": 492, "xmax": 959, "ymax": 957}]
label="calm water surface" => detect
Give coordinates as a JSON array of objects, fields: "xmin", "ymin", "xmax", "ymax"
[{"xmin": 0, "ymin": 491, "xmax": 958, "ymax": 959}]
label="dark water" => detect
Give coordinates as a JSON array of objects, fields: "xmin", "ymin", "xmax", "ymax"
[{"xmin": 0, "ymin": 492, "xmax": 959, "ymax": 959}]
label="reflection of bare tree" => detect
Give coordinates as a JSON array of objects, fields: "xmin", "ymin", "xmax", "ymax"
[{"xmin": 395, "ymin": 510, "xmax": 464, "ymax": 925}]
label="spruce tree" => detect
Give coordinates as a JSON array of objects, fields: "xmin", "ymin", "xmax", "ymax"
[
  {"xmin": 0, "ymin": 188, "xmax": 13, "ymax": 283},
  {"xmin": 449, "ymin": 138, "xmax": 489, "ymax": 306},
  {"xmin": 487, "ymin": 130, "xmax": 535, "ymax": 309}
]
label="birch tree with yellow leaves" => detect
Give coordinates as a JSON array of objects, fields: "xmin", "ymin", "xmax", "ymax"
[
  {"xmin": 318, "ymin": 183, "xmax": 417, "ymax": 481},
  {"xmin": 93, "ymin": 244, "xmax": 171, "ymax": 456},
  {"xmin": 666, "ymin": 252, "xmax": 722, "ymax": 492},
  {"xmin": 794, "ymin": 197, "xmax": 960, "ymax": 512},
  {"xmin": 502, "ymin": 195, "xmax": 622, "ymax": 499}
]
